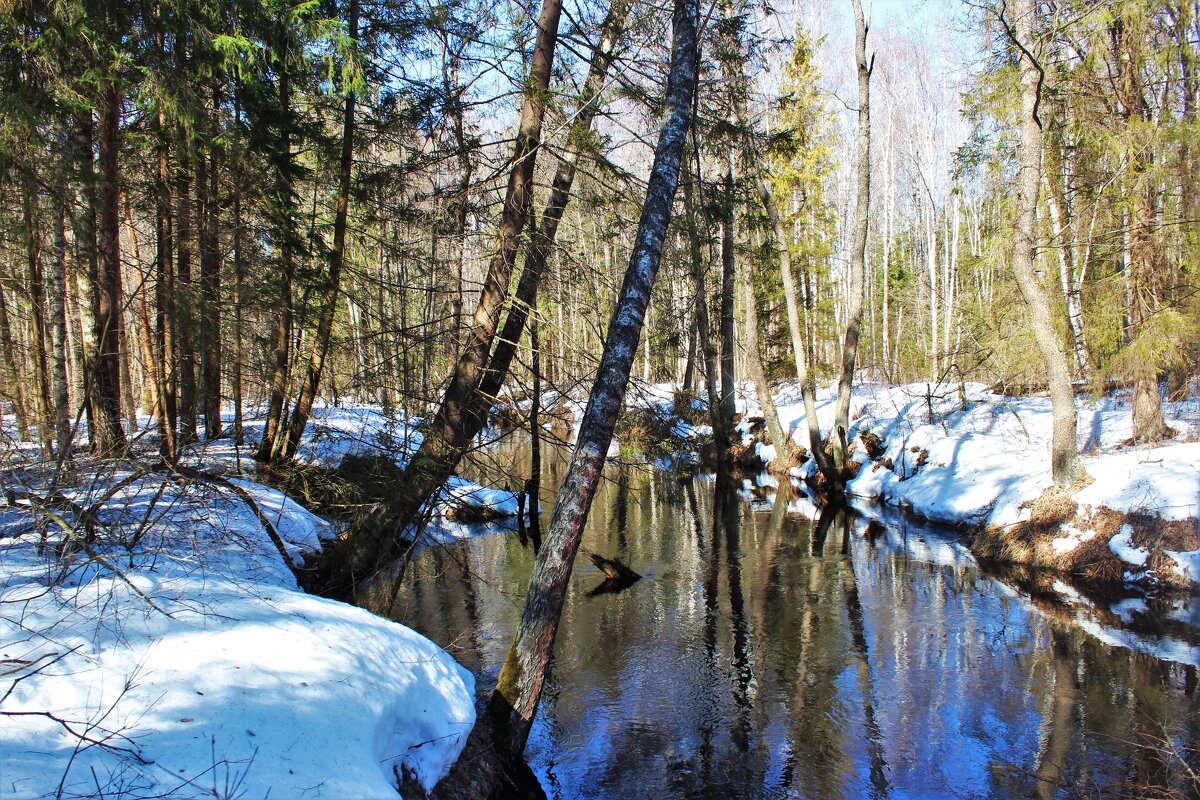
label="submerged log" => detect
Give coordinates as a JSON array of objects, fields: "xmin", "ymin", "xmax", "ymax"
[{"xmin": 588, "ymin": 552, "xmax": 640, "ymax": 582}]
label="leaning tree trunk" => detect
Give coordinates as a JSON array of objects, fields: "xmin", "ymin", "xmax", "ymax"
[
  {"xmin": 486, "ymin": 0, "xmax": 698, "ymax": 760},
  {"xmin": 310, "ymin": 0, "xmax": 566, "ymax": 596},
  {"xmin": 831, "ymin": 0, "xmax": 872, "ymax": 480},
  {"xmin": 755, "ymin": 178, "xmax": 831, "ymax": 476},
  {"xmin": 282, "ymin": 0, "xmax": 360, "ymax": 461},
  {"xmin": 475, "ymin": 0, "xmax": 630, "ymax": 408},
  {"xmin": 1008, "ymin": 0, "xmax": 1087, "ymax": 486}
]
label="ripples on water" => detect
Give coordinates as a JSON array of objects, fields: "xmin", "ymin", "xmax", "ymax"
[{"xmin": 379, "ymin": 442, "xmax": 1200, "ymax": 799}]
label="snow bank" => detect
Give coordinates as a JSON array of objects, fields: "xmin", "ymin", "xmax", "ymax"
[
  {"xmin": 0, "ymin": 471, "xmax": 475, "ymax": 799},
  {"xmin": 767, "ymin": 381, "xmax": 1200, "ymax": 585}
]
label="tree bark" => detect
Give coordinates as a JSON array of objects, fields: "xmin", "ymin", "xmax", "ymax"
[
  {"xmin": 199, "ymin": 85, "xmax": 223, "ymax": 441},
  {"xmin": 231, "ymin": 92, "xmax": 245, "ymax": 446},
  {"xmin": 487, "ymin": 0, "xmax": 698, "ymax": 759},
  {"xmin": 92, "ymin": 83, "xmax": 127, "ymax": 454},
  {"xmin": 474, "ymin": 0, "xmax": 629, "ymax": 413},
  {"xmin": 755, "ymin": 178, "xmax": 831, "ymax": 476},
  {"xmin": 21, "ymin": 170, "xmax": 54, "ymax": 455},
  {"xmin": 1042, "ymin": 165, "xmax": 1090, "ymax": 381},
  {"xmin": 257, "ymin": 55, "xmax": 296, "ymax": 461},
  {"xmin": 176, "ymin": 166, "xmax": 198, "ymax": 444},
  {"xmin": 831, "ymin": 0, "xmax": 872, "ymax": 479},
  {"xmin": 310, "ymin": 0, "xmax": 567, "ymax": 595},
  {"xmin": 683, "ymin": 162, "xmax": 727, "ymax": 456},
  {"xmin": 1007, "ymin": 0, "xmax": 1086, "ymax": 486},
  {"xmin": 51, "ymin": 177, "xmax": 73, "ymax": 460},
  {"xmin": 154, "ymin": 108, "xmax": 177, "ymax": 459},
  {"xmin": 70, "ymin": 120, "xmax": 100, "ymax": 451},
  {"xmin": 1112, "ymin": 11, "xmax": 1172, "ymax": 443},
  {"xmin": 718, "ymin": 164, "xmax": 737, "ymax": 430},
  {"xmin": 282, "ymin": 0, "xmax": 360, "ymax": 460},
  {"xmin": 124, "ymin": 201, "xmax": 163, "ymax": 425},
  {"xmin": 0, "ymin": 278, "xmax": 29, "ymax": 441},
  {"xmin": 743, "ymin": 265, "xmax": 787, "ymax": 470}
]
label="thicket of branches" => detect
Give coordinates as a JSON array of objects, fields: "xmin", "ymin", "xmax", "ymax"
[{"xmin": 0, "ymin": 0, "xmax": 1195, "ymax": 469}]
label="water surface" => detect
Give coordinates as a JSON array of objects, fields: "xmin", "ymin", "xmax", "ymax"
[{"xmin": 379, "ymin": 441, "xmax": 1199, "ymax": 799}]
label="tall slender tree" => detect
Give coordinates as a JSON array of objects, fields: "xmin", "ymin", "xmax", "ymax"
[
  {"xmin": 830, "ymin": 0, "xmax": 872, "ymax": 478},
  {"xmin": 488, "ymin": 0, "xmax": 699, "ymax": 757},
  {"xmin": 1004, "ymin": 0, "xmax": 1087, "ymax": 485},
  {"xmin": 311, "ymin": 0, "xmax": 568, "ymax": 595}
]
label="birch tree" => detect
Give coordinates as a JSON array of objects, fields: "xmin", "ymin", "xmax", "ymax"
[{"xmin": 488, "ymin": 0, "xmax": 699, "ymax": 757}]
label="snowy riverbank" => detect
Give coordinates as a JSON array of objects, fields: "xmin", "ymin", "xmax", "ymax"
[
  {"xmin": 0, "ymin": 405, "xmax": 503, "ymax": 799},
  {"xmin": 764, "ymin": 381, "xmax": 1200, "ymax": 589},
  {"xmin": 540, "ymin": 378, "xmax": 1200, "ymax": 590}
]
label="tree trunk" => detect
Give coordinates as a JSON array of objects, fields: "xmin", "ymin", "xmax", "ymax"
[
  {"xmin": 257, "ymin": 58, "xmax": 296, "ymax": 461},
  {"xmin": 743, "ymin": 266, "xmax": 787, "ymax": 470},
  {"xmin": 154, "ymin": 110, "xmax": 177, "ymax": 459},
  {"xmin": 310, "ymin": 0, "xmax": 567, "ymax": 595},
  {"xmin": 682, "ymin": 312, "xmax": 697, "ymax": 392},
  {"xmin": 718, "ymin": 165, "xmax": 737, "ymax": 431},
  {"xmin": 21, "ymin": 171, "xmax": 54, "ymax": 455},
  {"xmin": 475, "ymin": 0, "xmax": 630, "ymax": 406},
  {"xmin": 50, "ymin": 178, "xmax": 73, "ymax": 460},
  {"xmin": 0, "ymin": 278, "xmax": 29, "ymax": 441},
  {"xmin": 70, "ymin": 126, "xmax": 100, "ymax": 451},
  {"xmin": 282, "ymin": 0, "xmax": 360, "ymax": 460},
  {"xmin": 176, "ymin": 167, "xmax": 198, "ymax": 444},
  {"xmin": 231, "ymin": 93, "xmax": 245, "ymax": 446},
  {"xmin": 1042, "ymin": 172, "xmax": 1090, "ymax": 381},
  {"xmin": 200, "ymin": 85, "xmax": 223, "ymax": 441},
  {"xmin": 683, "ymin": 163, "xmax": 727, "ymax": 455},
  {"xmin": 528, "ymin": 308, "xmax": 542, "ymax": 542},
  {"xmin": 831, "ymin": 0, "xmax": 871, "ymax": 480},
  {"xmin": 92, "ymin": 83, "xmax": 127, "ymax": 454},
  {"xmin": 124, "ymin": 202, "xmax": 163, "ymax": 426},
  {"xmin": 1113, "ymin": 11, "xmax": 1172, "ymax": 443},
  {"xmin": 755, "ymin": 178, "xmax": 831, "ymax": 476},
  {"xmin": 487, "ymin": 0, "xmax": 697, "ymax": 759},
  {"xmin": 1007, "ymin": 0, "xmax": 1086, "ymax": 485}
]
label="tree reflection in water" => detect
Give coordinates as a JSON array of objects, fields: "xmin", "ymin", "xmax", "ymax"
[{"xmin": 377, "ymin": 439, "xmax": 1199, "ymax": 799}]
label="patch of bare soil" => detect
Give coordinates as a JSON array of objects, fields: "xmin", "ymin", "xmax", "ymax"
[{"xmin": 972, "ymin": 486, "xmax": 1200, "ymax": 592}]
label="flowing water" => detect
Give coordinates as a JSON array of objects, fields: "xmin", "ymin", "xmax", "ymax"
[{"xmin": 376, "ymin": 439, "xmax": 1200, "ymax": 799}]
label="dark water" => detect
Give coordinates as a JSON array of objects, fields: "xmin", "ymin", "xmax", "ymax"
[{"xmin": 378, "ymin": 440, "xmax": 1200, "ymax": 799}]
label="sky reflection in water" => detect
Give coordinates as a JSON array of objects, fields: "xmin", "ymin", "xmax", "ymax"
[{"xmin": 383, "ymin": 444, "xmax": 1199, "ymax": 799}]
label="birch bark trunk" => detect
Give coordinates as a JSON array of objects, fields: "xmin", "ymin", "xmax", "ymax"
[
  {"xmin": 831, "ymin": 0, "xmax": 871, "ymax": 479},
  {"xmin": 488, "ymin": 0, "xmax": 698, "ymax": 758},
  {"xmin": 755, "ymin": 178, "xmax": 831, "ymax": 475}
]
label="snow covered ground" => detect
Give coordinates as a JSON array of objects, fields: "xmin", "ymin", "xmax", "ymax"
[
  {"xmin": 762, "ymin": 380, "xmax": 1200, "ymax": 587},
  {"xmin": 541, "ymin": 378, "xmax": 1200, "ymax": 588},
  {"xmin": 0, "ymin": 403, "xmax": 529, "ymax": 799},
  {"xmin": 234, "ymin": 403, "xmax": 533, "ymax": 527}
]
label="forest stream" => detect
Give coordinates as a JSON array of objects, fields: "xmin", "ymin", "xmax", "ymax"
[{"xmin": 369, "ymin": 437, "xmax": 1200, "ymax": 799}]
